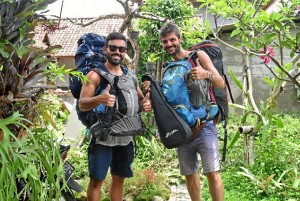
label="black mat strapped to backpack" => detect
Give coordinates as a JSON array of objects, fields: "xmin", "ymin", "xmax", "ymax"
[{"xmin": 142, "ymin": 74, "xmax": 192, "ymax": 149}]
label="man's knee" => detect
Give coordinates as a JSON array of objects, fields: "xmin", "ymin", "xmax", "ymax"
[
  {"xmin": 186, "ymin": 172, "xmax": 199, "ymax": 180},
  {"xmin": 89, "ymin": 177, "xmax": 103, "ymax": 188},
  {"xmin": 111, "ymin": 175, "xmax": 125, "ymax": 184},
  {"xmin": 185, "ymin": 173, "xmax": 201, "ymax": 186},
  {"xmin": 205, "ymin": 171, "xmax": 222, "ymax": 182}
]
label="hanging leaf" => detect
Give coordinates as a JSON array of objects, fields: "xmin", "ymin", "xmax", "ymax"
[
  {"xmin": 229, "ymin": 68, "xmax": 243, "ymax": 90},
  {"xmin": 296, "ymin": 31, "xmax": 300, "ymax": 44},
  {"xmin": 263, "ymin": 77, "xmax": 274, "ymax": 87}
]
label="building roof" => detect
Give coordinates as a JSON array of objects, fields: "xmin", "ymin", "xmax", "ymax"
[{"xmin": 34, "ymin": 18, "xmax": 123, "ymax": 56}]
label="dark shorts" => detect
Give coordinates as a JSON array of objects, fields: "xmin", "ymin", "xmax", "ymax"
[{"xmin": 88, "ymin": 142, "xmax": 134, "ymax": 180}]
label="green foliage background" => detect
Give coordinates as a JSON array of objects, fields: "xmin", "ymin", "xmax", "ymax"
[
  {"xmin": 69, "ymin": 113, "xmax": 300, "ymax": 200},
  {"xmin": 138, "ymin": 0, "xmax": 197, "ymax": 72}
]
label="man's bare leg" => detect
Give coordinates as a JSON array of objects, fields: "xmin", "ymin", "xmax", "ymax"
[
  {"xmin": 205, "ymin": 171, "xmax": 224, "ymax": 201},
  {"xmin": 185, "ymin": 172, "xmax": 201, "ymax": 201},
  {"xmin": 109, "ymin": 175, "xmax": 125, "ymax": 201},
  {"xmin": 87, "ymin": 177, "xmax": 103, "ymax": 201}
]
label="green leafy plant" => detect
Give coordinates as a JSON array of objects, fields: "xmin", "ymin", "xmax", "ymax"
[
  {"xmin": 146, "ymin": 53, "xmax": 160, "ymax": 63},
  {"xmin": 126, "ymin": 168, "xmax": 170, "ymax": 200},
  {"xmin": 0, "ymin": 0, "xmax": 68, "ymax": 135},
  {"xmin": 238, "ymin": 166, "xmax": 300, "ymax": 196},
  {"xmin": 218, "ymin": 113, "xmax": 300, "ymax": 200},
  {"xmin": 0, "ymin": 112, "xmax": 65, "ymax": 200},
  {"xmin": 198, "ymin": 0, "xmax": 300, "ymax": 165},
  {"xmin": 138, "ymin": 0, "xmax": 196, "ymax": 73}
]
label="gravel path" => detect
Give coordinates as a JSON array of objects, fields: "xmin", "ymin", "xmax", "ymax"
[{"xmin": 168, "ymin": 184, "xmax": 190, "ymax": 201}]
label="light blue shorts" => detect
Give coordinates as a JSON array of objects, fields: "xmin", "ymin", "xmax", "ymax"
[{"xmin": 177, "ymin": 123, "xmax": 220, "ymax": 175}]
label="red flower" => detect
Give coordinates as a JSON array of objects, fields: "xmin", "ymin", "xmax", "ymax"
[
  {"xmin": 144, "ymin": 169, "xmax": 156, "ymax": 183},
  {"xmin": 259, "ymin": 47, "xmax": 275, "ymax": 64}
]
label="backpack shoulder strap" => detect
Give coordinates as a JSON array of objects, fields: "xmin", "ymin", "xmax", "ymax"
[
  {"xmin": 186, "ymin": 50, "xmax": 198, "ymax": 68},
  {"xmin": 122, "ymin": 65, "xmax": 138, "ymax": 89},
  {"xmin": 162, "ymin": 59, "xmax": 192, "ymax": 78},
  {"xmin": 92, "ymin": 66, "xmax": 138, "ymax": 93},
  {"xmin": 129, "ymin": 72, "xmax": 138, "ymax": 89},
  {"xmin": 90, "ymin": 67, "xmax": 114, "ymax": 96},
  {"xmin": 91, "ymin": 67, "xmax": 114, "ymax": 84}
]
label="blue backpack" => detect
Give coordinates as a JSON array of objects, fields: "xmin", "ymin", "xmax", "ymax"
[
  {"xmin": 162, "ymin": 59, "xmax": 219, "ymax": 127},
  {"xmin": 70, "ymin": 33, "xmax": 106, "ymax": 100},
  {"xmin": 69, "ymin": 33, "xmax": 107, "ymax": 127},
  {"xmin": 162, "ymin": 60, "xmax": 208, "ymax": 127}
]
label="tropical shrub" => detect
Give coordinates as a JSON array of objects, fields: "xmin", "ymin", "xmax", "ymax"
[
  {"xmin": 205, "ymin": 113, "xmax": 300, "ymax": 200},
  {"xmin": 199, "ymin": 0, "xmax": 300, "ymax": 165},
  {"xmin": 0, "ymin": 112, "xmax": 65, "ymax": 200},
  {"xmin": 0, "ymin": 0, "xmax": 81, "ymax": 200}
]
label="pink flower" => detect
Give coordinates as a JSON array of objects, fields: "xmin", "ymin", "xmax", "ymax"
[
  {"xmin": 259, "ymin": 47, "xmax": 275, "ymax": 64},
  {"xmin": 267, "ymin": 47, "xmax": 275, "ymax": 57}
]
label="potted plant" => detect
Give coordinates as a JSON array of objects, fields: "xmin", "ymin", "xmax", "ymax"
[{"xmin": 146, "ymin": 53, "xmax": 159, "ymax": 71}]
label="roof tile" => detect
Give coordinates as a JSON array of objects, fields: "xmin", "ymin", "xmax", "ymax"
[{"xmin": 34, "ymin": 18, "xmax": 123, "ymax": 56}]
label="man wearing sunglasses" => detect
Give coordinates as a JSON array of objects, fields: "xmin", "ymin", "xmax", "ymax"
[{"xmin": 79, "ymin": 32, "xmax": 152, "ymax": 201}]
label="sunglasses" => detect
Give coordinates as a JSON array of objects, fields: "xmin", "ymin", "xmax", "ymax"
[{"xmin": 108, "ymin": 45, "xmax": 127, "ymax": 53}]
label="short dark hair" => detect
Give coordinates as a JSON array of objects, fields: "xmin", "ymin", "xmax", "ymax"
[
  {"xmin": 105, "ymin": 32, "xmax": 127, "ymax": 46},
  {"xmin": 159, "ymin": 22, "xmax": 181, "ymax": 39}
]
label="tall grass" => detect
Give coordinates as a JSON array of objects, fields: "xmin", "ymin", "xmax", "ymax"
[{"xmin": 0, "ymin": 112, "xmax": 65, "ymax": 201}]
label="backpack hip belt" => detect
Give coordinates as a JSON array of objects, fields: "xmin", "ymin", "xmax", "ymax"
[{"xmin": 191, "ymin": 120, "xmax": 208, "ymax": 140}]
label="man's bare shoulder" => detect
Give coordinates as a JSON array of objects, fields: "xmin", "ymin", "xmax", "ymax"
[{"xmin": 85, "ymin": 70, "xmax": 101, "ymax": 85}]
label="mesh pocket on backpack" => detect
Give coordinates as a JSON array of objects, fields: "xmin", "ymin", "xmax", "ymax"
[
  {"xmin": 110, "ymin": 115, "xmax": 144, "ymax": 136},
  {"xmin": 184, "ymin": 71, "xmax": 209, "ymax": 108}
]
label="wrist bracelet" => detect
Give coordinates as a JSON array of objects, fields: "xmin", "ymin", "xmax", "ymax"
[{"xmin": 208, "ymin": 72, "xmax": 215, "ymax": 82}]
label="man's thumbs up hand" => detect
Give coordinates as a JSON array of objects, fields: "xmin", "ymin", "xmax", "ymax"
[
  {"xmin": 142, "ymin": 92, "xmax": 152, "ymax": 112},
  {"xmin": 102, "ymin": 85, "xmax": 116, "ymax": 107},
  {"xmin": 191, "ymin": 58, "xmax": 208, "ymax": 80}
]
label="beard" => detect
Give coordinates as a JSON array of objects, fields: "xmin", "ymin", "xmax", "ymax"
[
  {"xmin": 165, "ymin": 44, "xmax": 181, "ymax": 56},
  {"xmin": 106, "ymin": 53, "xmax": 124, "ymax": 65}
]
